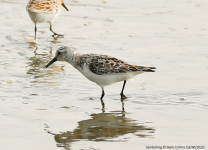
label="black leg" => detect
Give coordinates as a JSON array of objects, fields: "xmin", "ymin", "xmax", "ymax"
[
  {"xmin": 35, "ymin": 23, "xmax": 37, "ymax": 40},
  {"xmin": 100, "ymin": 88, "xmax": 105, "ymax": 100},
  {"xmin": 49, "ymin": 23, "xmax": 55, "ymax": 34},
  {"xmin": 100, "ymin": 88, "xmax": 105, "ymax": 112},
  {"xmin": 50, "ymin": 23, "xmax": 63, "ymax": 36},
  {"xmin": 120, "ymin": 80, "xmax": 127, "ymax": 99}
]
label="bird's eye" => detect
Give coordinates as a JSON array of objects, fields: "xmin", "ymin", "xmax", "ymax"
[{"xmin": 57, "ymin": 52, "xmax": 61, "ymax": 55}]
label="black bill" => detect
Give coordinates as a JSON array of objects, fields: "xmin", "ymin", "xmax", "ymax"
[
  {"xmin": 62, "ymin": 3, "xmax": 69, "ymax": 11},
  {"xmin": 45, "ymin": 57, "xmax": 57, "ymax": 68}
]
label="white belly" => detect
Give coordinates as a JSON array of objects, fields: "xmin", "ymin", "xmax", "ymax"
[
  {"xmin": 78, "ymin": 67, "xmax": 143, "ymax": 87},
  {"xmin": 27, "ymin": 11, "xmax": 60, "ymax": 23}
]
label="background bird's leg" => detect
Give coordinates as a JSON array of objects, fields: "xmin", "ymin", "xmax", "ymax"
[
  {"xmin": 120, "ymin": 80, "xmax": 127, "ymax": 99},
  {"xmin": 34, "ymin": 23, "xmax": 37, "ymax": 40},
  {"xmin": 50, "ymin": 23, "xmax": 63, "ymax": 36}
]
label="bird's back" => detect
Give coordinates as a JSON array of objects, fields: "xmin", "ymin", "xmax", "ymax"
[{"xmin": 27, "ymin": 0, "xmax": 62, "ymax": 12}]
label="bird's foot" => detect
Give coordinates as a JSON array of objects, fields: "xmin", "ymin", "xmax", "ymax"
[
  {"xmin": 120, "ymin": 94, "xmax": 127, "ymax": 100},
  {"xmin": 53, "ymin": 32, "xmax": 64, "ymax": 36},
  {"xmin": 52, "ymin": 33, "xmax": 64, "ymax": 39}
]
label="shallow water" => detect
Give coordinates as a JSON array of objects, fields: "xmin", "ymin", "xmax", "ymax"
[{"xmin": 1, "ymin": 0, "xmax": 208, "ymax": 150}]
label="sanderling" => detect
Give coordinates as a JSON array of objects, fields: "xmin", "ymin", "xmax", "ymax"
[
  {"xmin": 26, "ymin": 0, "xmax": 69, "ymax": 40},
  {"xmin": 45, "ymin": 46, "xmax": 156, "ymax": 100}
]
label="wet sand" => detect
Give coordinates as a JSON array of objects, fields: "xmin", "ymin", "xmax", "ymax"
[{"xmin": 0, "ymin": 0, "xmax": 208, "ymax": 150}]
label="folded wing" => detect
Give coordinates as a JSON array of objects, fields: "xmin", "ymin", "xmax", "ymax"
[{"xmin": 87, "ymin": 55, "xmax": 156, "ymax": 75}]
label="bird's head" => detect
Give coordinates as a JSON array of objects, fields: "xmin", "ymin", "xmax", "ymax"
[{"xmin": 45, "ymin": 46, "xmax": 74, "ymax": 68}]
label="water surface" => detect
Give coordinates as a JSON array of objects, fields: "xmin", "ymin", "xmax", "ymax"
[{"xmin": 0, "ymin": 0, "xmax": 208, "ymax": 150}]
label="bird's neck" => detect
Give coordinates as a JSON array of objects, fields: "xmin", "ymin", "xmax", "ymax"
[{"xmin": 66, "ymin": 52, "xmax": 81, "ymax": 68}]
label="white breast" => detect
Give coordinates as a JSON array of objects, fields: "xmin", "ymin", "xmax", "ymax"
[
  {"xmin": 27, "ymin": 11, "xmax": 60, "ymax": 23},
  {"xmin": 77, "ymin": 66, "xmax": 143, "ymax": 88}
]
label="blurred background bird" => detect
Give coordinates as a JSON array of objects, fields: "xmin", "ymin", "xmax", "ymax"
[{"xmin": 26, "ymin": 0, "xmax": 69, "ymax": 40}]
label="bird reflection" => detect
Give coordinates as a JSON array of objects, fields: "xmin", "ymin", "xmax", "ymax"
[
  {"xmin": 26, "ymin": 45, "xmax": 64, "ymax": 87},
  {"xmin": 46, "ymin": 112, "xmax": 154, "ymax": 149},
  {"xmin": 100, "ymin": 98, "xmax": 125, "ymax": 114}
]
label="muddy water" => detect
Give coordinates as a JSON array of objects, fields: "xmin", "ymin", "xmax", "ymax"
[{"xmin": 1, "ymin": 0, "xmax": 208, "ymax": 150}]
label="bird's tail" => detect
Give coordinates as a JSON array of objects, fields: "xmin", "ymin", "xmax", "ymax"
[
  {"xmin": 143, "ymin": 67, "xmax": 156, "ymax": 72},
  {"xmin": 124, "ymin": 65, "xmax": 156, "ymax": 72}
]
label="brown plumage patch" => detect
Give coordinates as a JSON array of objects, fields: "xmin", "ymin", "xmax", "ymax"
[{"xmin": 27, "ymin": 0, "xmax": 62, "ymax": 12}]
